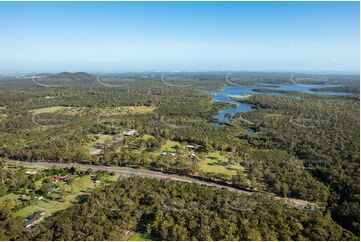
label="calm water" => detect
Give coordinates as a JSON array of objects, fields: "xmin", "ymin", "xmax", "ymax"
[{"xmin": 211, "ymin": 83, "xmax": 347, "ymax": 125}]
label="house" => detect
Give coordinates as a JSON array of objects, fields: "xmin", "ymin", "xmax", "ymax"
[
  {"xmin": 25, "ymin": 170, "xmax": 37, "ymax": 175},
  {"xmin": 160, "ymin": 152, "xmax": 176, "ymax": 157},
  {"xmin": 123, "ymin": 129, "xmax": 138, "ymax": 136},
  {"xmin": 51, "ymin": 175, "xmax": 68, "ymax": 183},
  {"xmin": 19, "ymin": 195, "xmax": 30, "ymax": 201},
  {"xmin": 90, "ymin": 149, "xmax": 103, "ymax": 156},
  {"xmin": 47, "ymin": 187, "xmax": 60, "ymax": 195},
  {"xmin": 95, "ymin": 142, "xmax": 104, "ymax": 149},
  {"xmin": 25, "ymin": 211, "xmax": 45, "ymax": 228}
]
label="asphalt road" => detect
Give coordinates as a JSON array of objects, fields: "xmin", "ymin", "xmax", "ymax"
[{"xmin": 6, "ymin": 160, "xmax": 318, "ymax": 210}]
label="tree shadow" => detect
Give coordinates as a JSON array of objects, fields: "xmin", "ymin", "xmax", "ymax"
[{"xmin": 75, "ymin": 194, "xmax": 89, "ymax": 204}]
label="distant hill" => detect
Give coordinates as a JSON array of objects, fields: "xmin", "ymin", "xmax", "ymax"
[{"xmin": 49, "ymin": 72, "xmax": 94, "ymax": 80}]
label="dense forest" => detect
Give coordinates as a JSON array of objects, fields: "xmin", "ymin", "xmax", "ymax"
[
  {"xmin": 0, "ymin": 72, "xmax": 359, "ymax": 239},
  {"xmin": 22, "ymin": 177, "xmax": 356, "ymax": 241},
  {"xmin": 235, "ymin": 93, "xmax": 360, "ymax": 234}
]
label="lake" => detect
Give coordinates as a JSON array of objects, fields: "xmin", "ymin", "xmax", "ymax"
[{"xmin": 210, "ymin": 83, "xmax": 347, "ymax": 125}]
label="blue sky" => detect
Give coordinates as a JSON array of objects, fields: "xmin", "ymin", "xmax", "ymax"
[{"xmin": 0, "ymin": 1, "xmax": 359, "ymax": 73}]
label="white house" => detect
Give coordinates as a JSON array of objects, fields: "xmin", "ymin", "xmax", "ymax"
[{"xmin": 123, "ymin": 129, "xmax": 138, "ymax": 136}]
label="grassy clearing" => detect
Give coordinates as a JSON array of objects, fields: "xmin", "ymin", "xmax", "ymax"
[
  {"xmin": 85, "ymin": 132, "xmax": 243, "ymax": 178},
  {"xmin": 30, "ymin": 106, "xmax": 66, "ymax": 114},
  {"xmin": 143, "ymin": 139, "xmax": 245, "ymax": 177},
  {"xmin": 30, "ymin": 106, "xmax": 87, "ymax": 116},
  {"xmin": 141, "ymin": 134, "xmax": 155, "ymax": 140},
  {"xmin": 14, "ymin": 175, "xmax": 93, "ymax": 218},
  {"xmin": 30, "ymin": 105, "xmax": 156, "ymax": 118},
  {"xmin": 14, "ymin": 199, "xmax": 73, "ymax": 218},
  {"xmin": 162, "ymin": 140, "xmax": 181, "ymax": 152},
  {"xmin": 13, "ymin": 174, "xmax": 118, "ymax": 219},
  {"xmin": 14, "ymin": 205, "xmax": 40, "ymax": 218},
  {"xmin": 98, "ymin": 106, "xmax": 156, "ymax": 116},
  {"xmin": 64, "ymin": 175, "xmax": 96, "ymax": 194},
  {"xmin": 148, "ymin": 140, "xmax": 182, "ymax": 157},
  {"xmin": 199, "ymin": 151, "xmax": 244, "ymax": 176},
  {"xmin": 128, "ymin": 232, "xmax": 152, "ymax": 241}
]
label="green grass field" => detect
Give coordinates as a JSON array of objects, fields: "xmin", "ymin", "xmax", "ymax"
[
  {"xmin": 30, "ymin": 105, "xmax": 156, "ymax": 117},
  {"xmin": 162, "ymin": 140, "xmax": 181, "ymax": 152},
  {"xmin": 199, "ymin": 151, "xmax": 244, "ymax": 176},
  {"xmin": 98, "ymin": 105, "xmax": 156, "ymax": 116},
  {"xmin": 30, "ymin": 106, "xmax": 89, "ymax": 117},
  {"xmin": 13, "ymin": 174, "xmax": 118, "ymax": 219},
  {"xmin": 147, "ymin": 139, "xmax": 182, "ymax": 157},
  {"xmin": 128, "ymin": 232, "xmax": 152, "ymax": 241},
  {"xmin": 138, "ymin": 139, "xmax": 244, "ymax": 177},
  {"xmin": 30, "ymin": 106, "xmax": 66, "ymax": 114}
]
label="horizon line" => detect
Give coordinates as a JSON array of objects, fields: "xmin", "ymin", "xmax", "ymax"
[{"xmin": 1, "ymin": 70, "xmax": 360, "ymax": 75}]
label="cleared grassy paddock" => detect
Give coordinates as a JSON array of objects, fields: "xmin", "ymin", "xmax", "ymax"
[
  {"xmin": 199, "ymin": 151, "xmax": 245, "ymax": 176},
  {"xmin": 30, "ymin": 106, "xmax": 66, "ymax": 114},
  {"xmin": 13, "ymin": 174, "xmax": 118, "ymax": 219},
  {"xmin": 98, "ymin": 105, "xmax": 156, "ymax": 116},
  {"xmin": 30, "ymin": 105, "xmax": 156, "ymax": 117}
]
